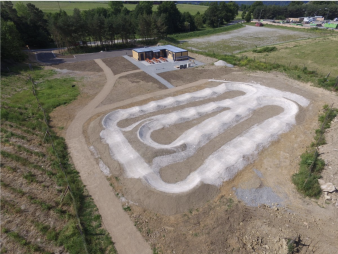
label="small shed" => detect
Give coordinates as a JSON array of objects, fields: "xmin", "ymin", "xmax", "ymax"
[{"xmin": 132, "ymin": 45, "xmax": 188, "ymax": 61}]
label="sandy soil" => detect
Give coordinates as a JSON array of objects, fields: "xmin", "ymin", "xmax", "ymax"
[{"xmin": 50, "ymin": 56, "xmax": 338, "ymax": 253}]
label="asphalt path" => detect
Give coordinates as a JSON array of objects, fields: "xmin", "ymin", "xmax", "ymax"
[{"xmin": 35, "ymin": 49, "xmax": 133, "ymax": 64}]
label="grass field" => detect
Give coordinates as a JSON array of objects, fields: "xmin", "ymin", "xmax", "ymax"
[
  {"xmin": 177, "ymin": 25, "xmax": 325, "ymax": 55},
  {"xmin": 238, "ymin": 35, "xmax": 338, "ymax": 77},
  {"xmin": 23, "ymin": 2, "xmax": 208, "ymax": 15},
  {"xmin": 24, "ymin": 1, "xmax": 109, "ymax": 14}
]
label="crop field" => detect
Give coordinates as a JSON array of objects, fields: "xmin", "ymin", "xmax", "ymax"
[
  {"xmin": 238, "ymin": 35, "xmax": 338, "ymax": 77},
  {"xmin": 180, "ymin": 25, "xmax": 324, "ymax": 54},
  {"xmin": 0, "ymin": 65, "xmax": 116, "ymax": 254},
  {"xmin": 23, "ymin": 2, "xmax": 208, "ymax": 15}
]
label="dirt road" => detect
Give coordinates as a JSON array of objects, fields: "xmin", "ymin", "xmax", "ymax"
[{"xmin": 65, "ymin": 59, "xmax": 151, "ymax": 254}]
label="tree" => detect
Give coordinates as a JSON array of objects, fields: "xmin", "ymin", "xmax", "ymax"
[
  {"xmin": 104, "ymin": 15, "xmax": 116, "ymax": 44},
  {"xmin": 157, "ymin": 1, "xmax": 182, "ymax": 34},
  {"xmin": 227, "ymin": 1, "xmax": 239, "ymax": 20},
  {"xmin": 71, "ymin": 8, "xmax": 86, "ymax": 44},
  {"xmin": 219, "ymin": 2, "xmax": 233, "ymax": 24},
  {"xmin": 182, "ymin": 12, "xmax": 197, "ymax": 31},
  {"xmin": 245, "ymin": 12, "xmax": 252, "ymax": 23},
  {"xmin": 249, "ymin": 1, "xmax": 264, "ymax": 13},
  {"xmin": 15, "ymin": 2, "xmax": 29, "ymax": 18},
  {"xmin": 310, "ymin": 1, "xmax": 333, "ymax": 5},
  {"xmin": 288, "ymin": 1, "xmax": 305, "ymax": 6},
  {"xmin": 134, "ymin": 1, "xmax": 153, "ymax": 17},
  {"xmin": 108, "ymin": 1, "xmax": 123, "ymax": 15},
  {"xmin": 194, "ymin": 13, "xmax": 204, "ymax": 29},
  {"xmin": 138, "ymin": 14, "xmax": 152, "ymax": 40},
  {"xmin": 204, "ymin": 2, "xmax": 220, "ymax": 28},
  {"xmin": 242, "ymin": 10, "xmax": 247, "ymax": 19},
  {"xmin": 1, "ymin": 18, "xmax": 26, "ymax": 62},
  {"xmin": 152, "ymin": 13, "xmax": 167, "ymax": 39}
]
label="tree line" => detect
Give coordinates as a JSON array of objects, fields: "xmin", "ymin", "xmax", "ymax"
[
  {"xmin": 241, "ymin": 1, "xmax": 338, "ymax": 22},
  {"xmin": 1, "ymin": 1, "xmax": 242, "ymax": 61}
]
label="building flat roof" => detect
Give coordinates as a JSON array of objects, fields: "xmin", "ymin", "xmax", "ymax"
[{"xmin": 133, "ymin": 45, "xmax": 187, "ymax": 53}]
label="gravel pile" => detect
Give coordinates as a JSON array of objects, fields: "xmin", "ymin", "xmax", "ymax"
[{"xmin": 214, "ymin": 60, "xmax": 234, "ymax": 67}]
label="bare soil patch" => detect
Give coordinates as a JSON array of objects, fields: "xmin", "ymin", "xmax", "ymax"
[
  {"xmin": 99, "ymin": 72, "xmax": 166, "ymax": 106},
  {"xmin": 102, "ymin": 56, "xmax": 139, "ymax": 75},
  {"xmin": 48, "ymin": 68, "xmax": 106, "ymax": 137},
  {"xmin": 50, "ymin": 59, "xmax": 102, "ymax": 72},
  {"xmin": 159, "ymin": 66, "xmax": 235, "ymax": 87}
]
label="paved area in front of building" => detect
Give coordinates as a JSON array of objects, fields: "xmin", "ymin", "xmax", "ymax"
[{"xmin": 123, "ymin": 56, "xmax": 205, "ymax": 89}]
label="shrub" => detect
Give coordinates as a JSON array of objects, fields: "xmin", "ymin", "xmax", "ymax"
[{"xmin": 252, "ymin": 46, "xmax": 277, "ymax": 53}]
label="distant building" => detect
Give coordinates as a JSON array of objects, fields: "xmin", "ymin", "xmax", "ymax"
[
  {"xmin": 132, "ymin": 45, "xmax": 188, "ymax": 61},
  {"xmin": 287, "ymin": 17, "xmax": 304, "ymax": 22}
]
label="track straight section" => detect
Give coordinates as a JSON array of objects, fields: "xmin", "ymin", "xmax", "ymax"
[{"xmin": 66, "ymin": 59, "xmax": 151, "ymax": 254}]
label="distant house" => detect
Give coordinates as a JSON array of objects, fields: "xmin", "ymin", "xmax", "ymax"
[
  {"xmin": 287, "ymin": 17, "xmax": 304, "ymax": 22},
  {"xmin": 132, "ymin": 45, "xmax": 188, "ymax": 61},
  {"xmin": 314, "ymin": 17, "xmax": 324, "ymax": 22}
]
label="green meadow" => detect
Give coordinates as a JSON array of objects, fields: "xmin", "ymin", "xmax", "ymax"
[{"xmin": 23, "ymin": 2, "xmax": 209, "ymax": 15}]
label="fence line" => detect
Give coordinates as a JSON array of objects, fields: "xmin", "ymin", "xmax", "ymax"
[{"xmin": 27, "ymin": 70, "xmax": 89, "ymax": 254}]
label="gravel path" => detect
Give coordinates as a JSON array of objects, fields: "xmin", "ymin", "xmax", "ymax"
[{"xmin": 65, "ymin": 59, "xmax": 151, "ymax": 254}]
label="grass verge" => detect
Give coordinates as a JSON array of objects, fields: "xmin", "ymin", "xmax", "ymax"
[
  {"xmin": 183, "ymin": 48, "xmax": 338, "ymax": 91},
  {"xmin": 292, "ymin": 105, "xmax": 338, "ymax": 198},
  {"xmin": 246, "ymin": 22, "xmax": 337, "ymax": 35}
]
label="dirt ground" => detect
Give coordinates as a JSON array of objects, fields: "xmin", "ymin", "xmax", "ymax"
[
  {"xmin": 102, "ymin": 56, "xmax": 139, "ymax": 75},
  {"xmin": 48, "ymin": 67, "xmax": 106, "ymax": 137},
  {"xmin": 50, "ymin": 59, "xmax": 103, "ymax": 72},
  {"xmin": 50, "ymin": 56, "xmax": 338, "ymax": 253},
  {"xmin": 99, "ymin": 71, "xmax": 166, "ymax": 106}
]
